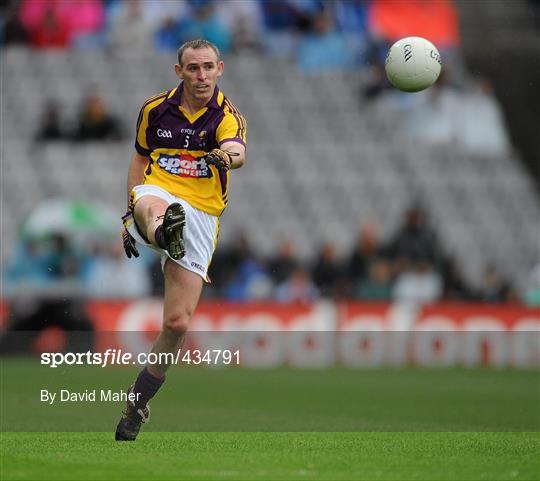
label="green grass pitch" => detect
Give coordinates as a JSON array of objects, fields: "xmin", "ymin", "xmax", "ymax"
[{"xmin": 1, "ymin": 359, "xmax": 539, "ymax": 480}]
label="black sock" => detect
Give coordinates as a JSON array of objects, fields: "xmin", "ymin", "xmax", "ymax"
[
  {"xmin": 132, "ymin": 367, "xmax": 165, "ymax": 409},
  {"xmin": 154, "ymin": 225, "xmax": 166, "ymax": 249}
]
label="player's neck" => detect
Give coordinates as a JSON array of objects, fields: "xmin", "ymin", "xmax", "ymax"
[{"xmin": 181, "ymin": 94, "xmax": 209, "ymax": 115}]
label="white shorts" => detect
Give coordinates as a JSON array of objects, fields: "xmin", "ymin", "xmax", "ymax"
[{"xmin": 125, "ymin": 185, "xmax": 219, "ymax": 282}]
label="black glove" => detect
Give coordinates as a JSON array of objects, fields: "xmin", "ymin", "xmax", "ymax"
[
  {"xmin": 122, "ymin": 228, "xmax": 139, "ymax": 259},
  {"xmin": 203, "ymin": 148, "xmax": 233, "ymax": 172},
  {"xmin": 121, "ymin": 194, "xmax": 139, "ymax": 259}
]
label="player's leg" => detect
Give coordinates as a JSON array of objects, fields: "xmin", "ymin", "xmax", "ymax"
[
  {"xmin": 133, "ymin": 194, "xmax": 168, "ymax": 246},
  {"xmin": 148, "ymin": 259, "xmax": 204, "ymax": 377},
  {"xmin": 115, "ymin": 260, "xmax": 203, "ymax": 441},
  {"xmin": 133, "ymin": 194, "xmax": 186, "ymax": 260}
]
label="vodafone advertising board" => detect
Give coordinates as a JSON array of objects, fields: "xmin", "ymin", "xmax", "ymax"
[
  {"xmin": 1, "ymin": 300, "xmax": 538, "ymax": 367},
  {"xmin": 84, "ymin": 300, "xmax": 539, "ymax": 368}
]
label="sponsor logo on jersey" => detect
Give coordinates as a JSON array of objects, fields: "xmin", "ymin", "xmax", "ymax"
[
  {"xmin": 157, "ymin": 129, "xmax": 173, "ymax": 138},
  {"xmin": 157, "ymin": 154, "xmax": 212, "ymax": 178}
]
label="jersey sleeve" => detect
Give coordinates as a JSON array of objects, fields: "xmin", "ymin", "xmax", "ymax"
[
  {"xmin": 134, "ymin": 103, "xmax": 151, "ymax": 156},
  {"xmin": 217, "ymin": 100, "xmax": 247, "ymax": 148},
  {"xmin": 134, "ymin": 91, "xmax": 168, "ymax": 156}
]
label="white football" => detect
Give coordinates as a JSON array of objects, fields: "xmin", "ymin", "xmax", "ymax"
[{"xmin": 385, "ymin": 36, "xmax": 442, "ymax": 93}]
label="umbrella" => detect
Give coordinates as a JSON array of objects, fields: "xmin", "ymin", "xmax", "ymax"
[{"xmin": 21, "ymin": 199, "xmax": 117, "ymax": 239}]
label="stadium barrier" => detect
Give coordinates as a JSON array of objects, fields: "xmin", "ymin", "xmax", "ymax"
[{"xmin": 1, "ymin": 300, "xmax": 539, "ymax": 367}]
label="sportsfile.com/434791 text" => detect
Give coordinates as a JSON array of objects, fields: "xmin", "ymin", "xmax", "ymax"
[{"xmin": 40, "ymin": 349, "xmax": 240, "ymax": 368}]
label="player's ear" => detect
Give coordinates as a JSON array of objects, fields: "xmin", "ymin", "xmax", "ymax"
[
  {"xmin": 217, "ymin": 60, "xmax": 224, "ymax": 78},
  {"xmin": 174, "ymin": 64, "xmax": 183, "ymax": 80}
]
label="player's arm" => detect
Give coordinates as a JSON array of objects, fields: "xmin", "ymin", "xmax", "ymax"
[
  {"xmin": 202, "ymin": 143, "xmax": 245, "ymax": 172},
  {"xmin": 206, "ymin": 101, "xmax": 247, "ymax": 171},
  {"xmin": 127, "ymin": 152, "xmax": 149, "ymax": 206},
  {"xmin": 220, "ymin": 141, "xmax": 246, "ymax": 170},
  {"xmin": 128, "ymin": 92, "xmax": 161, "ymax": 203},
  {"xmin": 122, "ymin": 95, "xmax": 157, "ymax": 259},
  {"xmin": 122, "ymin": 152, "xmax": 148, "ymax": 259}
]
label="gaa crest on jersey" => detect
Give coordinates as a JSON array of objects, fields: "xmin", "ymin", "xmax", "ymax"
[
  {"xmin": 157, "ymin": 153, "xmax": 213, "ymax": 178},
  {"xmin": 197, "ymin": 130, "xmax": 208, "ymax": 149},
  {"xmin": 157, "ymin": 128, "xmax": 172, "ymax": 138}
]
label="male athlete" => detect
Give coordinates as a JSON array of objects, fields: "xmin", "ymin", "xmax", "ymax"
[{"xmin": 115, "ymin": 39, "xmax": 246, "ymax": 441}]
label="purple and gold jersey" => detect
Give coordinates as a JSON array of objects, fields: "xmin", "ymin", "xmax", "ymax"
[{"xmin": 135, "ymin": 83, "xmax": 247, "ymax": 217}]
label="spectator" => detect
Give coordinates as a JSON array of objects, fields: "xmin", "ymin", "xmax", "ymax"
[
  {"xmin": 260, "ymin": 0, "xmax": 316, "ymax": 57},
  {"xmin": 312, "ymin": 242, "xmax": 343, "ymax": 298},
  {"xmin": 72, "ymin": 92, "xmax": 123, "ymax": 141},
  {"xmin": 261, "ymin": 0, "xmax": 315, "ymax": 32},
  {"xmin": 20, "ymin": 0, "xmax": 105, "ymax": 45},
  {"xmin": 4, "ymin": 233, "xmax": 83, "ymax": 289},
  {"xmin": 219, "ymin": 232, "xmax": 273, "ymax": 301},
  {"xmin": 441, "ymin": 256, "xmax": 476, "ymax": 300},
  {"xmin": 108, "ymin": 0, "xmax": 186, "ymax": 29},
  {"xmin": 398, "ymin": 71, "xmax": 462, "ymax": 147},
  {"xmin": 66, "ymin": 0, "xmax": 105, "ymax": 37},
  {"xmin": 458, "ymin": 78, "xmax": 512, "ymax": 156},
  {"xmin": 297, "ymin": 11, "xmax": 356, "ymax": 73},
  {"xmin": 266, "ymin": 240, "xmax": 298, "ymax": 284},
  {"xmin": 223, "ymin": 259, "xmax": 273, "ymax": 301},
  {"xmin": 2, "ymin": 4, "xmax": 30, "ymax": 46},
  {"xmin": 177, "ymin": 2, "xmax": 232, "ymax": 54},
  {"xmin": 1, "ymin": 233, "xmax": 94, "ymax": 354},
  {"xmin": 207, "ymin": 231, "xmax": 254, "ymax": 293},
  {"xmin": 478, "ymin": 265, "xmax": 516, "ymax": 303},
  {"xmin": 84, "ymin": 239, "xmax": 151, "ymax": 298},
  {"xmin": 355, "ymin": 258, "xmax": 393, "ymax": 301},
  {"xmin": 108, "ymin": 0, "xmax": 153, "ymax": 55},
  {"xmin": 42, "ymin": 232, "xmax": 81, "ymax": 279},
  {"xmin": 35, "ymin": 101, "xmax": 65, "ymax": 141},
  {"xmin": 333, "ymin": 0, "xmax": 369, "ymax": 35},
  {"xmin": 385, "ymin": 72, "xmax": 503, "ymax": 152},
  {"xmin": 275, "ymin": 267, "xmax": 319, "ymax": 303},
  {"xmin": 362, "ymin": 64, "xmax": 391, "ymax": 102},
  {"xmin": 332, "ymin": 0, "xmax": 368, "ymax": 60},
  {"xmin": 4, "ymin": 239, "xmax": 53, "ymax": 287},
  {"xmin": 393, "ymin": 258, "xmax": 443, "ymax": 304},
  {"xmin": 345, "ymin": 223, "xmax": 380, "ymax": 286},
  {"xmin": 154, "ymin": 16, "xmax": 181, "ymax": 52},
  {"xmin": 215, "ymin": 0, "xmax": 263, "ymax": 52},
  {"xmin": 523, "ymin": 262, "xmax": 540, "ymax": 306},
  {"xmin": 29, "ymin": 5, "xmax": 70, "ymax": 49},
  {"xmin": 386, "ymin": 205, "xmax": 445, "ymax": 268}
]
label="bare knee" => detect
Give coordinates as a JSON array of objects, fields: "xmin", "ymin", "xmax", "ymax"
[
  {"xmin": 163, "ymin": 307, "xmax": 194, "ymax": 336},
  {"xmin": 134, "ymin": 197, "xmax": 167, "ymax": 226}
]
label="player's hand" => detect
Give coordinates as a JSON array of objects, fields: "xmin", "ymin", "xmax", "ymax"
[
  {"xmin": 203, "ymin": 149, "xmax": 232, "ymax": 172},
  {"xmin": 122, "ymin": 227, "xmax": 139, "ymax": 259}
]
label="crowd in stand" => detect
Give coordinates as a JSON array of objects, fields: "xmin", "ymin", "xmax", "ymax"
[
  {"xmin": 203, "ymin": 205, "xmax": 526, "ymax": 304},
  {"xmin": 5, "ymin": 0, "xmax": 511, "ymax": 159},
  {"xmin": 2, "ymin": 0, "xmax": 459, "ymax": 64},
  {"xmin": 2, "ymin": 0, "xmax": 536, "ymax": 306},
  {"xmin": 35, "ymin": 92, "xmax": 124, "ymax": 142},
  {"xmin": 5, "ymin": 204, "xmax": 536, "ymax": 305}
]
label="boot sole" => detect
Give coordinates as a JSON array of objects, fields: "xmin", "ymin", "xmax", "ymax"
[{"xmin": 164, "ymin": 203, "xmax": 186, "ymax": 260}]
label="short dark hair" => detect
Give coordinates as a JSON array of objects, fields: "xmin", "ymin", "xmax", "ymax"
[{"xmin": 177, "ymin": 39, "xmax": 221, "ymax": 66}]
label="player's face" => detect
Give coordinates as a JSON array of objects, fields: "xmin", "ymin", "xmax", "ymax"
[{"xmin": 175, "ymin": 48, "xmax": 224, "ymax": 103}]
